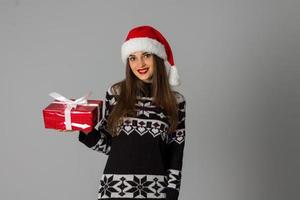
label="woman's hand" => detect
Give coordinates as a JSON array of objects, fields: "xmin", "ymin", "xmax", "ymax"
[
  {"xmin": 57, "ymin": 129, "xmax": 77, "ymax": 133},
  {"xmin": 57, "ymin": 129, "xmax": 91, "ymax": 135}
]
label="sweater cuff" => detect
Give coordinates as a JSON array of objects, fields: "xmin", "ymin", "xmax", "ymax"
[
  {"xmin": 78, "ymin": 129, "xmax": 93, "ymax": 142},
  {"xmin": 165, "ymin": 187, "xmax": 179, "ymax": 200},
  {"xmin": 78, "ymin": 131, "xmax": 87, "ymax": 142},
  {"xmin": 78, "ymin": 128, "xmax": 100, "ymax": 147}
]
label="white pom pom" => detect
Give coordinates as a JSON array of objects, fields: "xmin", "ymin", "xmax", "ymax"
[
  {"xmin": 164, "ymin": 61, "xmax": 180, "ymax": 86},
  {"xmin": 169, "ymin": 65, "xmax": 180, "ymax": 86}
]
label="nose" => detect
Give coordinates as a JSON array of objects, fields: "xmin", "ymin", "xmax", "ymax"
[{"xmin": 138, "ymin": 57, "xmax": 146, "ymax": 67}]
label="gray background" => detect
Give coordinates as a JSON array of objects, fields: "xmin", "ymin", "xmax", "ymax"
[{"xmin": 1, "ymin": 0, "xmax": 299, "ymax": 199}]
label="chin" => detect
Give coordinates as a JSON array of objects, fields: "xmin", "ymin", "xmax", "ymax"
[
  {"xmin": 136, "ymin": 75, "xmax": 148, "ymax": 81},
  {"xmin": 141, "ymin": 77, "xmax": 151, "ymax": 82}
]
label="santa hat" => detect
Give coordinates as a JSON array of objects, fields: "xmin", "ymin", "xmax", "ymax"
[{"xmin": 121, "ymin": 25, "xmax": 180, "ymax": 86}]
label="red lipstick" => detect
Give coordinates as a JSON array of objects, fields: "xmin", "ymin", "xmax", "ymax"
[{"xmin": 137, "ymin": 68, "xmax": 149, "ymax": 74}]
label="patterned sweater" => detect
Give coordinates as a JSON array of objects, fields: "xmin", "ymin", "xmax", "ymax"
[{"xmin": 78, "ymin": 82, "xmax": 186, "ymax": 200}]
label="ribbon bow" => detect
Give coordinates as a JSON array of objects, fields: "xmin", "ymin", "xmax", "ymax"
[{"xmin": 49, "ymin": 91, "xmax": 92, "ymax": 130}]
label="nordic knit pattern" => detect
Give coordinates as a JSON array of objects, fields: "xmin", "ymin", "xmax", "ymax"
[{"xmin": 79, "ymin": 83, "xmax": 186, "ymax": 200}]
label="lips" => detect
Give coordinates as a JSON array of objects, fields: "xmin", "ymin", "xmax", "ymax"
[{"xmin": 137, "ymin": 68, "xmax": 149, "ymax": 74}]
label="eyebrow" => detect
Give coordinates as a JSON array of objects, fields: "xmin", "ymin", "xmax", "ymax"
[{"xmin": 129, "ymin": 52, "xmax": 150, "ymax": 57}]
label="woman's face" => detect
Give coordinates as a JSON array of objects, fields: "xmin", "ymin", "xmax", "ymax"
[{"xmin": 128, "ymin": 51, "xmax": 154, "ymax": 83}]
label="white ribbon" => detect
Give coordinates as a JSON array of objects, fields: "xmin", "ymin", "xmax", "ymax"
[{"xmin": 49, "ymin": 91, "xmax": 94, "ymax": 130}]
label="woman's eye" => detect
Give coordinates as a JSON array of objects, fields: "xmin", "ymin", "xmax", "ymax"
[
  {"xmin": 144, "ymin": 54, "xmax": 151, "ymax": 58},
  {"xmin": 129, "ymin": 57, "xmax": 135, "ymax": 61}
]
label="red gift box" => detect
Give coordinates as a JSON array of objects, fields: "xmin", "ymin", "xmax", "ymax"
[{"xmin": 42, "ymin": 92, "xmax": 103, "ymax": 133}]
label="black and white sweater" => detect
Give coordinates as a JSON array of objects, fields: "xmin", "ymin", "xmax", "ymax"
[{"xmin": 78, "ymin": 82, "xmax": 186, "ymax": 200}]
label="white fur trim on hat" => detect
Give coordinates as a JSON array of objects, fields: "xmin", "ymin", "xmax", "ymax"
[{"xmin": 121, "ymin": 37, "xmax": 167, "ymax": 64}]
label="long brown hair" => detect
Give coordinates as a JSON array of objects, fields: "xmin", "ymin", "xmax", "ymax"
[{"xmin": 107, "ymin": 54, "xmax": 179, "ymax": 136}]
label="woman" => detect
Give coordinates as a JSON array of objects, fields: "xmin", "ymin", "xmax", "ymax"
[{"xmin": 78, "ymin": 25, "xmax": 186, "ymax": 200}]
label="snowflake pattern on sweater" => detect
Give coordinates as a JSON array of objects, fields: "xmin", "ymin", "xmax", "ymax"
[{"xmin": 79, "ymin": 83, "xmax": 186, "ymax": 200}]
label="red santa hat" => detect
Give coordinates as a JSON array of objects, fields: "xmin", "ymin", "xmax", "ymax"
[{"xmin": 121, "ymin": 25, "xmax": 180, "ymax": 86}]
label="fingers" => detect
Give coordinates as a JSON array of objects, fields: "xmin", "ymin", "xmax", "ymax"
[{"xmin": 57, "ymin": 129, "xmax": 75, "ymax": 132}]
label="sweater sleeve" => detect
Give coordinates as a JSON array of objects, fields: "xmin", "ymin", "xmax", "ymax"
[
  {"xmin": 165, "ymin": 94, "xmax": 186, "ymax": 200},
  {"xmin": 78, "ymin": 86, "xmax": 116, "ymax": 155}
]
